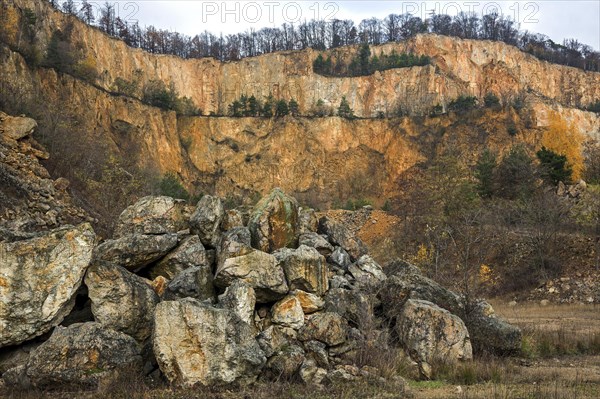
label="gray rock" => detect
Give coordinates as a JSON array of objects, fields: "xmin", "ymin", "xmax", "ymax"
[
  {"xmin": 0, "ymin": 112, "xmax": 37, "ymax": 140},
  {"xmin": 148, "ymin": 235, "xmax": 209, "ymax": 280},
  {"xmin": 276, "ymin": 245, "xmax": 329, "ymax": 296},
  {"xmin": 348, "ymin": 255, "xmax": 387, "ymax": 288},
  {"xmin": 113, "ymin": 196, "xmax": 189, "ymax": 238},
  {"xmin": 216, "ymin": 226, "xmax": 253, "ymax": 268},
  {"xmin": 190, "ymin": 195, "xmax": 224, "ymax": 248},
  {"xmin": 303, "ymin": 340, "xmax": 329, "ymax": 368},
  {"xmin": 153, "ymin": 299, "xmax": 266, "ymax": 387},
  {"xmin": 298, "ymin": 359, "xmax": 327, "ymax": 386},
  {"xmin": 256, "ymin": 325, "xmax": 296, "ymax": 358},
  {"xmin": 163, "ymin": 265, "xmax": 215, "ymax": 302},
  {"xmin": 262, "ymin": 345, "xmax": 305, "ymax": 381},
  {"xmin": 214, "ymin": 248, "xmax": 288, "ymax": 303},
  {"xmin": 271, "ymin": 295, "xmax": 305, "ymax": 329},
  {"xmin": 318, "ymin": 216, "xmax": 367, "ymax": 261},
  {"xmin": 324, "ymin": 288, "xmax": 372, "ymax": 327},
  {"xmin": 328, "ymin": 247, "xmax": 352, "ymax": 269},
  {"xmin": 248, "ymin": 188, "xmax": 300, "ymax": 253},
  {"xmin": 397, "ymin": 299, "xmax": 472, "ymax": 379},
  {"xmin": 298, "ymin": 207, "xmax": 319, "ymax": 235},
  {"xmin": 221, "ymin": 209, "xmax": 245, "ymax": 231},
  {"xmin": 218, "ymin": 280, "xmax": 256, "ymax": 327},
  {"xmin": 298, "ymin": 312, "xmax": 348, "ymax": 346},
  {"xmin": 299, "ymin": 232, "xmax": 334, "ymax": 257},
  {"xmin": 93, "ymin": 233, "xmax": 178, "ymax": 272},
  {"xmin": 5, "ymin": 322, "xmax": 142, "ymax": 390},
  {"xmin": 85, "ymin": 261, "xmax": 159, "ymax": 342},
  {"xmin": 0, "ymin": 224, "xmax": 96, "ymax": 348},
  {"xmin": 464, "ymin": 300, "xmax": 522, "ymax": 355}
]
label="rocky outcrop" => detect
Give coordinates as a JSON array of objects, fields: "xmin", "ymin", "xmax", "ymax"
[
  {"xmin": 396, "ymin": 299, "xmax": 473, "ymax": 379},
  {"xmin": 4, "ymin": 323, "xmax": 142, "ymax": 390},
  {"xmin": 114, "ymin": 196, "xmax": 189, "ymax": 238},
  {"xmin": 153, "ymin": 299, "xmax": 266, "ymax": 387},
  {"xmin": 0, "ymin": 223, "xmax": 96, "ymax": 347},
  {"xmin": 0, "ymin": 112, "xmax": 90, "ymax": 241},
  {"xmin": 85, "ymin": 261, "xmax": 159, "ymax": 342}
]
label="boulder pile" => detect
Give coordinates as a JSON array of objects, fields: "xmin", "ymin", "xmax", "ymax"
[{"xmin": 0, "ymin": 187, "xmax": 522, "ymax": 390}]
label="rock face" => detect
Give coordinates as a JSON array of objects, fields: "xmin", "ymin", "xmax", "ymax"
[
  {"xmin": 0, "ymin": 111, "xmax": 37, "ymax": 140},
  {"xmin": 114, "ymin": 196, "xmax": 189, "ymax": 238},
  {"xmin": 5, "ymin": 323, "xmax": 142, "ymax": 389},
  {"xmin": 93, "ymin": 233, "xmax": 178, "ymax": 272},
  {"xmin": 163, "ymin": 266, "xmax": 215, "ymax": 302},
  {"xmin": 0, "ymin": 224, "xmax": 96, "ymax": 347},
  {"xmin": 153, "ymin": 299, "xmax": 266, "ymax": 387},
  {"xmin": 249, "ymin": 188, "xmax": 300, "ymax": 253},
  {"xmin": 85, "ymin": 261, "xmax": 159, "ymax": 342},
  {"xmin": 214, "ymin": 248, "xmax": 288, "ymax": 302},
  {"xmin": 190, "ymin": 195, "xmax": 224, "ymax": 248},
  {"xmin": 397, "ymin": 299, "xmax": 473, "ymax": 379}
]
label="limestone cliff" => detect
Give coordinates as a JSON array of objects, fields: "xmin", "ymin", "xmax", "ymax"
[{"xmin": 1, "ymin": 0, "xmax": 599, "ymax": 214}]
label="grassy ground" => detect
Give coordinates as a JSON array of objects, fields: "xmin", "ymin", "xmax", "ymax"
[{"xmin": 2, "ymin": 303, "xmax": 599, "ymax": 399}]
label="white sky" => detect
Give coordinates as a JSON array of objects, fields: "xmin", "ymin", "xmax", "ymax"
[{"xmin": 97, "ymin": 1, "xmax": 600, "ymax": 49}]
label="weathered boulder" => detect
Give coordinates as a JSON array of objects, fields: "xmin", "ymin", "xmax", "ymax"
[
  {"xmin": 328, "ymin": 247, "xmax": 352, "ymax": 269},
  {"xmin": 324, "ymin": 288, "xmax": 372, "ymax": 327},
  {"xmin": 298, "ymin": 312, "xmax": 348, "ymax": 346},
  {"xmin": 256, "ymin": 325, "xmax": 296, "ymax": 358},
  {"xmin": 216, "ymin": 226, "xmax": 253, "ymax": 266},
  {"xmin": 221, "ymin": 209, "xmax": 245, "ymax": 231},
  {"xmin": 93, "ymin": 233, "xmax": 178, "ymax": 272},
  {"xmin": 298, "ymin": 360, "xmax": 328, "ymax": 386},
  {"xmin": 248, "ymin": 188, "xmax": 299, "ymax": 253},
  {"xmin": 348, "ymin": 255, "xmax": 387, "ymax": 288},
  {"xmin": 318, "ymin": 216, "xmax": 367, "ymax": 261},
  {"xmin": 275, "ymin": 245, "xmax": 329, "ymax": 296},
  {"xmin": 153, "ymin": 299, "xmax": 266, "ymax": 387},
  {"xmin": 4, "ymin": 323, "xmax": 142, "ymax": 389},
  {"xmin": 189, "ymin": 195, "xmax": 224, "ymax": 248},
  {"xmin": 218, "ymin": 280, "xmax": 256, "ymax": 327},
  {"xmin": 113, "ymin": 196, "xmax": 189, "ymax": 238},
  {"xmin": 0, "ymin": 224, "xmax": 96, "ymax": 347},
  {"xmin": 396, "ymin": 299, "xmax": 472, "ymax": 379},
  {"xmin": 465, "ymin": 300, "xmax": 522, "ymax": 355},
  {"xmin": 148, "ymin": 235, "xmax": 209, "ymax": 280},
  {"xmin": 271, "ymin": 295, "xmax": 305, "ymax": 329},
  {"xmin": 298, "ymin": 208, "xmax": 319, "ymax": 234},
  {"xmin": 299, "ymin": 232, "xmax": 334, "ymax": 257},
  {"xmin": 85, "ymin": 261, "xmax": 159, "ymax": 342},
  {"xmin": 292, "ymin": 290, "xmax": 325, "ymax": 314},
  {"xmin": 0, "ymin": 112, "xmax": 37, "ymax": 140},
  {"xmin": 214, "ymin": 249, "xmax": 288, "ymax": 303},
  {"xmin": 262, "ymin": 345, "xmax": 305, "ymax": 381},
  {"xmin": 162, "ymin": 265, "xmax": 215, "ymax": 301}
]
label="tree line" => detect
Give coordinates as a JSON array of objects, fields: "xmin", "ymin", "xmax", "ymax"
[{"xmin": 49, "ymin": 1, "xmax": 600, "ymax": 72}]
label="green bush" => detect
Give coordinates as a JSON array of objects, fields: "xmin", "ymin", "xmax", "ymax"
[
  {"xmin": 484, "ymin": 92, "xmax": 500, "ymax": 107},
  {"xmin": 536, "ymin": 146, "xmax": 572, "ymax": 185},
  {"xmin": 338, "ymin": 96, "xmax": 355, "ymax": 119},
  {"xmin": 112, "ymin": 77, "xmax": 139, "ymax": 97},
  {"xmin": 158, "ymin": 172, "xmax": 189, "ymax": 200},
  {"xmin": 587, "ymin": 100, "xmax": 600, "ymax": 113},
  {"xmin": 475, "ymin": 149, "xmax": 497, "ymax": 198},
  {"xmin": 448, "ymin": 95, "xmax": 477, "ymax": 112}
]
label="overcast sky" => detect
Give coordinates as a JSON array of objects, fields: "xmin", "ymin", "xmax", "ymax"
[{"xmin": 105, "ymin": 1, "xmax": 600, "ymax": 49}]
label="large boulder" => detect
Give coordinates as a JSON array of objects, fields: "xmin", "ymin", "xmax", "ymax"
[
  {"xmin": 348, "ymin": 255, "xmax": 387, "ymax": 288},
  {"xmin": 292, "ymin": 290, "xmax": 324, "ymax": 314},
  {"xmin": 85, "ymin": 261, "xmax": 159, "ymax": 342},
  {"xmin": 318, "ymin": 216, "xmax": 367, "ymax": 261},
  {"xmin": 148, "ymin": 235, "xmax": 209, "ymax": 280},
  {"xmin": 248, "ymin": 188, "xmax": 300, "ymax": 253},
  {"xmin": 298, "ymin": 312, "xmax": 348, "ymax": 346},
  {"xmin": 0, "ymin": 224, "xmax": 96, "ymax": 347},
  {"xmin": 93, "ymin": 233, "xmax": 178, "ymax": 272},
  {"xmin": 214, "ymin": 248, "xmax": 288, "ymax": 303},
  {"xmin": 299, "ymin": 232, "xmax": 334, "ymax": 257},
  {"xmin": 262, "ymin": 344, "xmax": 305, "ymax": 381},
  {"xmin": 396, "ymin": 299, "xmax": 472, "ymax": 379},
  {"xmin": 4, "ymin": 323, "xmax": 142, "ymax": 390},
  {"xmin": 275, "ymin": 245, "xmax": 329, "ymax": 296},
  {"xmin": 163, "ymin": 265, "xmax": 215, "ymax": 302},
  {"xmin": 298, "ymin": 208, "xmax": 319, "ymax": 234},
  {"xmin": 153, "ymin": 299, "xmax": 266, "ymax": 387},
  {"xmin": 465, "ymin": 300, "xmax": 522, "ymax": 355},
  {"xmin": 328, "ymin": 247, "xmax": 352, "ymax": 270},
  {"xmin": 0, "ymin": 112, "xmax": 37, "ymax": 140},
  {"xmin": 218, "ymin": 280, "xmax": 256, "ymax": 327},
  {"xmin": 324, "ymin": 288, "xmax": 372, "ymax": 327},
  {"xmin": 216, "ymin": 226, "xmax": 253, "ymax": 267},
  {"xmin": 271, "ymin": 295, "xmax": 305, "ymax": 329},
  {"xmin": 189, "ymin": 195, "xmax": 224, "ymax": 248},
  {"xmin": 113, "ymin": 196, "xmax": 189, "ymax": 238}
]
